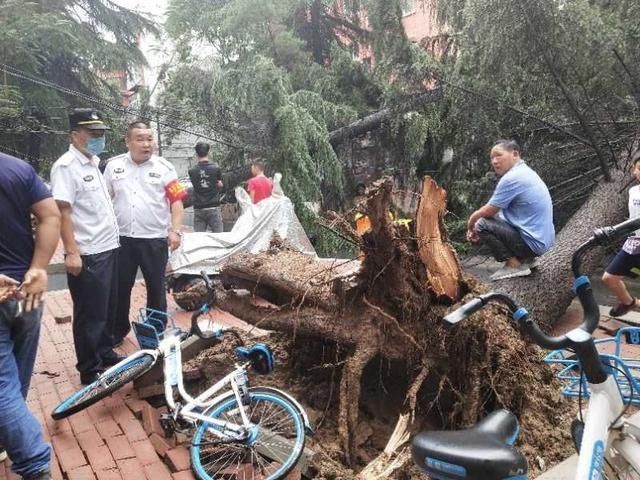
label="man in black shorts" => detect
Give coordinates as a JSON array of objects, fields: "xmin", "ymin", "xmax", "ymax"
[{"xmin": 602, "ymin": 152, "xmax": 640, "ymax": 317}]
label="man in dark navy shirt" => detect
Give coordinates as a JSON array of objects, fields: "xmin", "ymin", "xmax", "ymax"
[
  {"xmin": 0, "ymin": 152, "xmax": 60, "ymax": 479},
  {"xmin": 188, "ymin": 142, "xmax": 224, "ymax": 232}
]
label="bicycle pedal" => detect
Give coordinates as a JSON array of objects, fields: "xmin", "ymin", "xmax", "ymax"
[
  {"xmin": 159, "ymin": 414, "xmax": 177, "ymax": 437},
  {"xmin": 175, "ymin": 417, "xmax": 195, "ymax": 432}
]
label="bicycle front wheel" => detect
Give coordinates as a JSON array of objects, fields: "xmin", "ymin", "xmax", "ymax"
[
  {"xmin": 191, "ymin": 388, "xmax": 305, "ymax": 480},
  {"xmin": 51, "ymin": 353, "xmax": 155, "ymax": 420}
]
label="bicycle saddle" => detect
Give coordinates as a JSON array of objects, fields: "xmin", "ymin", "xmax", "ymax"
[{"xmin": 411, "ymin": 409, "xmax": 528, "ymax": 480}]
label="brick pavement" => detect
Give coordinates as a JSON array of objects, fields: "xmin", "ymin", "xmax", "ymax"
[{"xmin": 0, "ymin": 282, "xmax": 253, "ymax": 480}]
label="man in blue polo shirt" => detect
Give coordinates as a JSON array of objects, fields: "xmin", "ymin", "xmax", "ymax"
[
  {"xmin": 0, "ymin": 152, "xmax": 60, "ymax": 479},
  {"xmin": 467, "ymin": 140, "xmax": 555, "ymax": 281}
]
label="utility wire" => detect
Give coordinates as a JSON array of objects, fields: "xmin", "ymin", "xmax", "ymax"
[{"xmin": 0, "ymin": 62, "xmax": 243, "ymax": 150}]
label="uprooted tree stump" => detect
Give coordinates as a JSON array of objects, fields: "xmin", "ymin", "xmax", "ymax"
[{"xmin": 216, "ymin": 177, "xmax": 576, "ymax": 477}]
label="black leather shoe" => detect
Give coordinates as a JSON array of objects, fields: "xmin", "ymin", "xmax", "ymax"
[
  {"xmin": 80, "ymin": 371, "xmax": 103, "ymax": 385},
  {"xmin": 101, "ymin": 353, "xmax": 127, "ymax": 367}
]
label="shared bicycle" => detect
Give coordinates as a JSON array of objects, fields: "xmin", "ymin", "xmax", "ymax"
[
  {"xmin": 413, "ymin": 217, "xmax": 640, "ymax": 479},
  {"xmin": 52, "ymin": 272, "xmax": 313, "ymax": 480}
]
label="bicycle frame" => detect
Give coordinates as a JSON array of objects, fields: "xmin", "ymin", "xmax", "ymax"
[
  {"xmin": 577, "ymin": 374, "xmax": 635, "ymax": 478},
  {"xmin": 101, "ymin": 332, "xmax": 256, "ymax": 441}
]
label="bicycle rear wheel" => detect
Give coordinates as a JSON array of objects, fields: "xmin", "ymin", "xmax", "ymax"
[
  {"xmin": 51, "ymin": 354, "xmax": 155, "ymax": 420},
  {"xmin": 191, "ymin": 388, "xmax": 305, "ymax": 480}
]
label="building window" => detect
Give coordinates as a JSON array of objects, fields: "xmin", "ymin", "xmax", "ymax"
[{"xmin": 401, "ymin": 0, "xmax": 415, "ymax": 16}]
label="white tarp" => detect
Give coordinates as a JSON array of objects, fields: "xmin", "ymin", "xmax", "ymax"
[{"xmin": 168, "ymin": 173, "xmax": 317, "ymax": 276}]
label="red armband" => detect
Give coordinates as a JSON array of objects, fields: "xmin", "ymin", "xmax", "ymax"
[{"xmin": 165, "ymin": 179, "xmax": 188, "ymax": 204}]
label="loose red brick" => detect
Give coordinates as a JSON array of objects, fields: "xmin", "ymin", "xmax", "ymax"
[
  {"xmin": 87, "ymin": 402, "xmax": 113, "ymax": 424},
  {"xmin": 84, "ymin": 444, "xmax": 117, "ymax": 471},
  {"xmin": 141, "ymin": 404, "xmax": 163, "ymax": 437},
  {"xmin": 50, "ymin": 455, "xmax": 64, "ymax": 480},
  {"xmin": 45, "ymin": 416, "xmax": 72, "ymax": 438},
  {"xmin": 94, "ymin": 468, "xmax": 123, "ymax": 480},
  {"xmin": 143, "ymin": 462, "xmax": 173, "ymax": 480},
  {"xmin": 165, "ymin": 448, "xmax": 190, "ymax": 472},
  {"xmin": 105, "ymin": 435, "xmax": 135, "ymax": 461},
  {"xmin": 171, "ymin": 472, "xmax": 196, "ymax": 480},
  {"xmin": 130, "ymin": 439, "xmax": 161, "ymax": 466},
  {"xmin": 115, "ymin": 458, "xmax": 144, "ymax": 478},
  {"xmin": 95, "ymin": 419, "xmax": 123, "ymax": 440},
  {"xmin": 52, "ymin": 433, "xmax": 87, "ymax": 472},
  {"xmin": 148, "ymin": 433, "xmax": 174, "ymax": 458},
  {"xmin": 110, "ymin": 404, "xmax": 136, "ymax": 426},
  {"xmin": 123, "ymin": 397, "xmax": 146, "ymax": 419},
  {"xmin": 68, "ymin": 411, "xmax": 94, "ymax": 435},
  {"xmin": 120, "ymin": 418, "xmax": 148, "ymax": 443},
  {"xmin": 75, "ymin": 427, "xmax": 105, "ymax": 451},
  {"xmin": 67, "ymin": 465, "xmax": 96, "ymax": 480}
]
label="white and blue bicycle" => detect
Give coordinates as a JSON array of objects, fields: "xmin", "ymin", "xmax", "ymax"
[
  {"xmin": 413, "ymin": 218, "xmax": 640, "ymax": 479},
  {"xmin": 52, "ymin": 272, "xmax": 314, "ymax": 480}
]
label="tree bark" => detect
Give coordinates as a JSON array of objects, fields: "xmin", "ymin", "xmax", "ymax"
[{"xmin": 328, "ymin": 89, "xmax": 443, "ymax": 146}]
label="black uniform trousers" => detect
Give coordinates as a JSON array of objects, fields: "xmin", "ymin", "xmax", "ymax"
[
  {"xmin": 114, "ymin": 236, "xmax": 168, "ymax": 343},
  {"xmin": 67, "ymin": 248, "xmax": 118, "ymax": 376}
]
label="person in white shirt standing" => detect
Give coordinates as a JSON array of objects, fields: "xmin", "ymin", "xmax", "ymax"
[
  {"xmin": 103, "ymin": 121, "xmax": 186, "ymax": 345},
  {"xmin": 602, "ymin": 152, "xmax": 640, "ymax": 317},
  {"xmin": 50, "ymin": 109, "xmax": 124, "ymax": 385}
]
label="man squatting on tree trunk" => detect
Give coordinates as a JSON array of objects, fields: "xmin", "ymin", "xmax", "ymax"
[
  {"xmin": 466, "ymin": 139, "xmax": 556, "ymax": 281},
  {"xmin": 602, "ymin": 151, "xmax": 640, "ymax": 317}
]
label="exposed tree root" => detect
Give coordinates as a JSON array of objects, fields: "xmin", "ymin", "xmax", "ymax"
[
  {"xmin": 338, "ymin": 342, "xmax": 379, "ymax": 466},
  {"xmin": 216, "ymin": 176, "xmax": 586, "ymax": 476}
]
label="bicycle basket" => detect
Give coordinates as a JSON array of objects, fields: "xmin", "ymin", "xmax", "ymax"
[
  {"xmin": 544, "ymin": 327, "xmax": 640, "ymax": 405},
  {"xmin": 132, "ymin": 308, "xmax": 181, "ymax": 349},
  {"xmin": 235, "ymin": 343, "xmax": 275, "ymax": 375}
]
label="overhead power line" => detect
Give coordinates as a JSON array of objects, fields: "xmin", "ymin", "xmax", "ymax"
[{"xmin": 0, "ymin": 63, "xmax": 243, "ymax": 150}]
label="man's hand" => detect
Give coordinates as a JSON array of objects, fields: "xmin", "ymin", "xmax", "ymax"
[
  {"xmin": 0, "ymin": 275, "xmax": 19, "ymax": 304},
  {"xmin": 65, "ymin": 252, "xmax": 82, "ymax": 276},
  {"xmin": 168, "ymin": 231, "xmax": 181, "ymax": 251},
  {"xmin": 216, "ymin": 180, "xmax": 223, "ymax": 189},
  {"xmin": 22, "ymin": 268, "xmax": 47, "ymax": 312},
  {"xmin": 467, "ymin": 229, "xmax": 479, "ymax": 243}
]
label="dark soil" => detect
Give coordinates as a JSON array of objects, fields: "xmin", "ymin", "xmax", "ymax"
[{"xmin": 184, "ymin": 329, "xmax": 576, "ymax": 479}]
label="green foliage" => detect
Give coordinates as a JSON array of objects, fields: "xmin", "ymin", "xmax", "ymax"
[
  {"xmin": 162, "ymin": 0, "xmax": 379, "ymax": 218},
  {"xmin": 0, "ymin": 0, "xmax": 156, "ymax": 171}
]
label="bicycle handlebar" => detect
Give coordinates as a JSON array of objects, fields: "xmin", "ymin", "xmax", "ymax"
[{"xmin": 445, "ymin": 216, "xmax": 640, "ymax": 351}]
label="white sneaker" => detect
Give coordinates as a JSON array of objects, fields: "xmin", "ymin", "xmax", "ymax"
[
  {"xmin": 0, "ymin": 449, "xmax": 7, "ymax": 462},
  {"xmin": 490, "ymin": 265, "xmax": 532, "ymax": 281}
]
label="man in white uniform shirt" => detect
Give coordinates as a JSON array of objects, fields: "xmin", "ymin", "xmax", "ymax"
[
  {"xmin": 50, "ymin": 109, "xmax": 123, "ymax": 385},
  {"xmin": 104, "ymin": 121, "xmax": 186, "ymax": 345}
]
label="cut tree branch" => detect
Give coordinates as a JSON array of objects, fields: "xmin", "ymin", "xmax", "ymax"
[{"xmin": 328, "ymin": 88, "xmax": 444, "ymax": 146}]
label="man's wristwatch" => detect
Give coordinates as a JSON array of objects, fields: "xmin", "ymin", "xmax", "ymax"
[{"xmin": 169, "ymin": 228, "xmax": 183, "ymax": 237}]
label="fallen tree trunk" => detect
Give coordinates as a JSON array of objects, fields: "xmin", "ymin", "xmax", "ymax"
[{"xmin": 328, "ymin": 88, "xmax": 443, "ymax": 146}]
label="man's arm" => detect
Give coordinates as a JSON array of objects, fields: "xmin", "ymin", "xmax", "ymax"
[
  {"xmin": 24, "ymin": 197, "xmax": 61, "ymax": 311},
  {"xmin": 56, "ymin": 201, "xmax": 83, "ymax": 276},
  {"xmin": 466, "ymin": 204, "xmax": 500, "ymax": 242},
  {"xmin": 30, "ymin": 198, "xmax": 61, "ymax": 270},
  {"xmin": 168, "ymin": 200, "xmax": 184, "ymax": 251}
]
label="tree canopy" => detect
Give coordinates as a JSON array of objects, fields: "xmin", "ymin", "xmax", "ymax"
[{"xmin": 0, "ymin": 0, "xmax": 156, "ymax": 172}]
